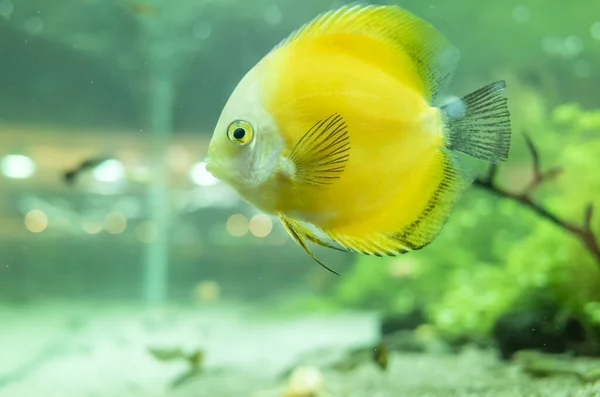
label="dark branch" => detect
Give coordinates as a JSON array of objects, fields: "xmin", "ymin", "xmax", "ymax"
[{"xmin": 474, "ymin": 133, "xmax": 600, "ymax": 264}]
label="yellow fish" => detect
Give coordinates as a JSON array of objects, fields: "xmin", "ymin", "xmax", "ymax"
[{"xmin": 205, "ymin": 4, "xmax": 511, "ymax": 273}]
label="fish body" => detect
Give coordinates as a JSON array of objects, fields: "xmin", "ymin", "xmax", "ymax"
[{"xmin": 206, "ymin": 4, "xmax": 511, "ymax": 269}]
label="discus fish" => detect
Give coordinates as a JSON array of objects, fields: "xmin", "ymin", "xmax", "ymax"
[{"xmin": 205, "ymin": 4, "xmax": 512, "ymax": 273}]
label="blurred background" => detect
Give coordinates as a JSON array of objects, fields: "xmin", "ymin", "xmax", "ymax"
[{"xmin": 1, "ymin": 0, "xmax": 600, "ymax": 396}]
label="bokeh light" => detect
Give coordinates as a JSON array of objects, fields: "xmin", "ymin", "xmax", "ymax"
[
  {"xmin": 24, "ymin": 16, "xmax": 43, "ymax": 35},
  {"xmin": 24, "ymin": 210, "xmax": 47, "ymax": 233},
  {"xmin": 93, "ymin": 159, "xmax": 124, "ymax": 183},
  {"xmin": 591, "ymin": 21, "xmax": 600, "ymax": 40},
  {"xmin": 189, "ymin": 161, "xmax": 219, "ymax": 186},
  {"xmin": 512, "ymin": 4, "xmax": 530, "ymax": 23},
  {"xmin": 249, "ymin": 214, "xmax": 273, "ymax": 238},
  {"xmin": 167, "ymin": 145, "xmax": 191, "ymax": 172},
  {"xmin": 105, "ymin": 211, "xmax": 127, "ymax": 235},
  {"xmin": 82, "ymin": 220, "xmax": 103, "ymax": 235},
  {"xmin": 0, "ymin": 0, "xmax": 14, "ymax": 20},
  {"xmin": 263, "ymin": 4, "xmax": 282, "ymax": 25},
  {"xmin": 194, "ymin": 280, "xmax": 221, "ymax": 303},
  {"xmin": 226, "ymin": 214, "xmax": 249, "ymax": 237},
  {"xmin": 193, "ymin": 21, "xmax": 212, "ymax": 40},
  {"xmin": 1, "ymin": 154, "xmax": 35, "ymax": 179},
  {"xmin": 388, "ymin": 258, "xmax": 417, "ymax": 279}
]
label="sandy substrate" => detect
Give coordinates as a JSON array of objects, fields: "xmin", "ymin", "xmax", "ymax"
[{"xmin": 0, "ymin": 301, "xmax": 597, "ymax": 397}]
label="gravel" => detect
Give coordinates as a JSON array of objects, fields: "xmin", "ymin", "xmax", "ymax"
[{"xmin": 0, "ymin": 301, "xmax": 597, "ymax": 397}]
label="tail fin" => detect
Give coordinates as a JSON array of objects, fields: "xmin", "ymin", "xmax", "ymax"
[{"xmin": 440, "ymin": 80, "xmax": 511, "ymax": 164}]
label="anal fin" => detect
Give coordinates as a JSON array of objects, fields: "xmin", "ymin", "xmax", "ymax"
[
  {"xmin": 326, "ymin": 231, "xmax": 409, "ymax": 257},
  {"xmin": 393, "ymin": 148, "xmax": 474, "ymax": 250},
  {"xmin": 302, "ymin": 229, "xmax": 350, "ymax": 253},
  {"xmin": 279, "ymin": 214, "xmax": 342, "ymax": 275}
]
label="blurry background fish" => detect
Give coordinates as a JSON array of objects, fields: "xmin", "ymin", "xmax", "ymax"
[{"xmin": 63, "ymin": 155, "xmax": 115, "ymax": 185}]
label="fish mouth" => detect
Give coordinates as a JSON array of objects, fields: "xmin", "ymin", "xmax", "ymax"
[
  {"xmin": 204, "ymin": 155, "xmax": 227, "ymax": 182},
  {"xmin": 204, "ymin": 160, "xmax": 221, "ymax": 180},
  {"xmin": 204, "ymin": 148, "xmax": 218, "ymax": 176},
  {"xmin": 205, "ymin": 161, "xmax": 214, "ymax": 174}
]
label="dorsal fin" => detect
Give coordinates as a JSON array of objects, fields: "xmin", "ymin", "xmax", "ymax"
[{"xmin": 273, "ymin": 4, "xmax": 460, "ymax": 104}]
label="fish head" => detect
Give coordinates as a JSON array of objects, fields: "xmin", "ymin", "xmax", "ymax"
[{"xmin": 206, "ymin": 62, "xmax": 283, "ymax": 191}]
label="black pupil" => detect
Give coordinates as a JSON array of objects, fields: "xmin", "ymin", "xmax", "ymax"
[{"xmin": 233, "ymin": 127, "xmax": 246, "ymax": 140}]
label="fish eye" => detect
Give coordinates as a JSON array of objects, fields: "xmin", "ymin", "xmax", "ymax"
[{"xmin": 226, "ymin": 120, "xmax": 254, "ymax": 146}]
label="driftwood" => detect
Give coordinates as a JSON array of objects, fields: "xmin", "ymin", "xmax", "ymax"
[{"xmin": 474, "ymin": 133, "xmax": 599, "ymax": 264}]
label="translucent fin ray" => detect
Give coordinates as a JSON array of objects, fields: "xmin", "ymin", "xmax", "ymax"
[
  {"xmin": 288, "ymin": 113, "xmax": 350, "ymax": 186},
  {"xmin": 279, "ymin": 214, "xmax": 341, "ymax": 275},
  {"xmin": 441, "ymin": 80, "xmax": 512, "ymax": 164}
]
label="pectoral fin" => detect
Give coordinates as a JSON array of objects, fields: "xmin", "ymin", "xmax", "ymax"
[{"xmin": 287, "ymin": 113, "xmax": 350, "ymax": 186}]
